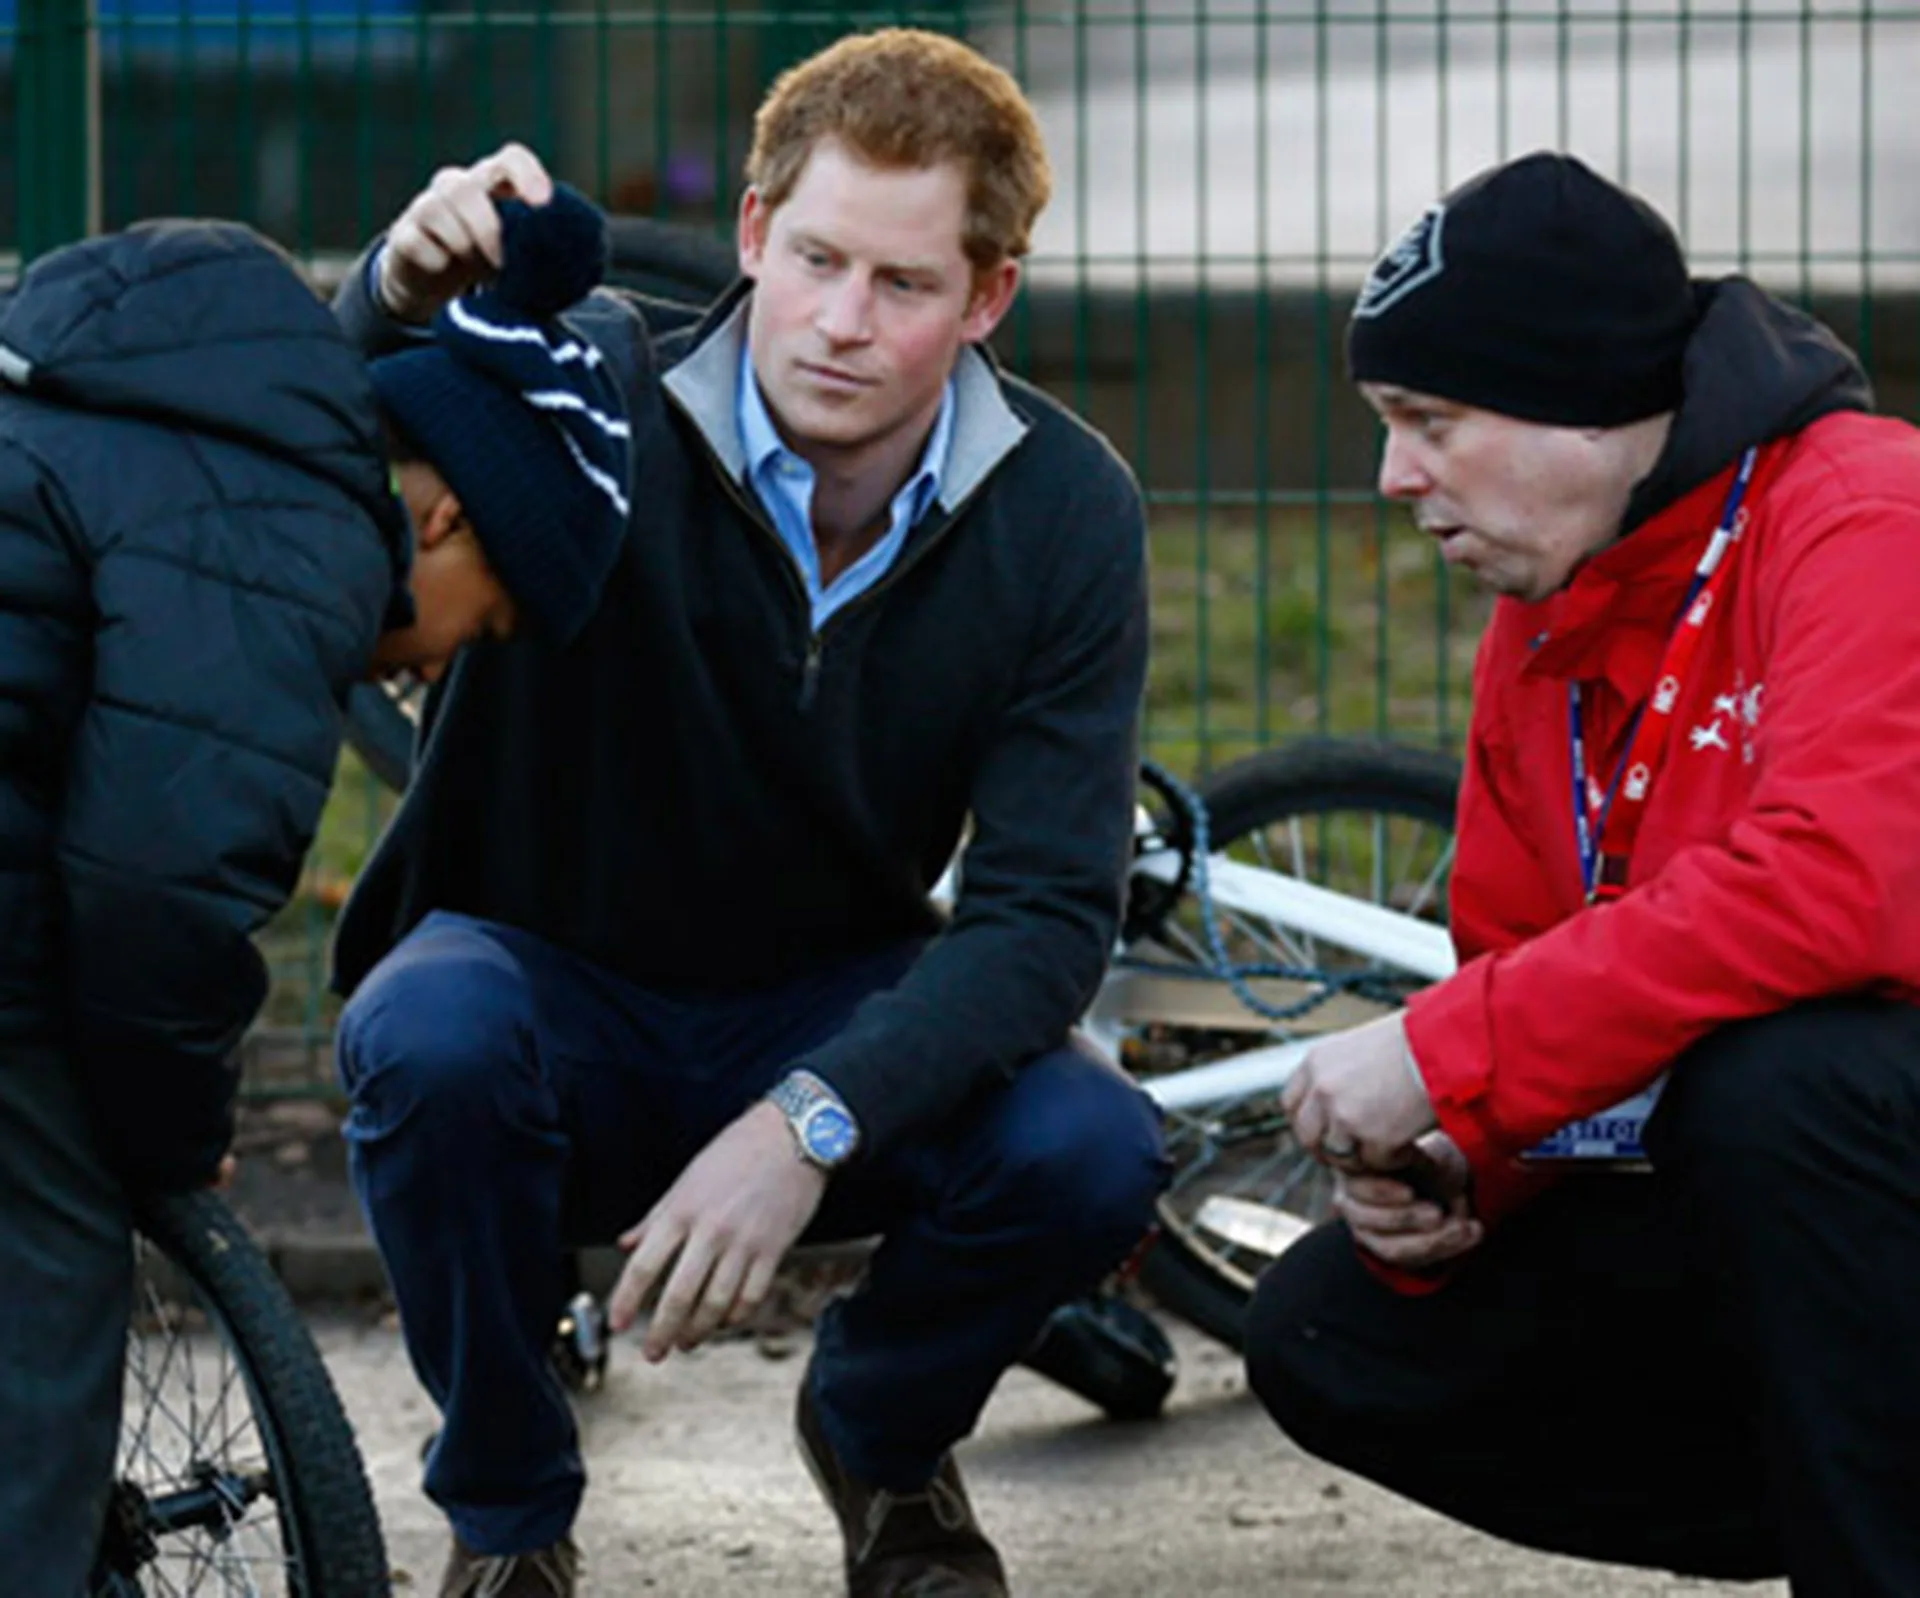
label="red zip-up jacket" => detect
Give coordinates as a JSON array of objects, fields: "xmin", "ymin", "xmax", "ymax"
[{"xmin": 1405, "ymin": 405, "xmax": 1920, "ymax": 1224}]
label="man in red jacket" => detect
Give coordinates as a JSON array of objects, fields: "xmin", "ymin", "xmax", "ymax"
[{"xmin": 1245, "ymin": 151, "xmax": 1920, "ymax": 1597}]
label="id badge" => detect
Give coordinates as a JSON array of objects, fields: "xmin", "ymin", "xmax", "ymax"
[{"xmin": 1522, "ymin": 1077, "xmax": 1666, "ymax": 1167}]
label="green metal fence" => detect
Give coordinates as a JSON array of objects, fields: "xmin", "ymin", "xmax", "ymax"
[{"xmin": 5, "ymin": 0, "xmax": 1918, "ymax": 1087}]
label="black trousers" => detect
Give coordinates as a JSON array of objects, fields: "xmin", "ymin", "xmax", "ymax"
[{"xmin": 1244, "ymin": 996, "xmax": 1920, "ymax": 1597}]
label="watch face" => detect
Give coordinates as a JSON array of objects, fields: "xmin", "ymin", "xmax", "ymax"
[{"xmin": 802, "ymin": 1104, "xmax": 858, "ymax": 1165}]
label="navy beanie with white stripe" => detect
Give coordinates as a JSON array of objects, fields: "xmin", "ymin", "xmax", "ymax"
[{"xmin": 371, "ymin": 183, "xmax": 630, "ymax": 644}]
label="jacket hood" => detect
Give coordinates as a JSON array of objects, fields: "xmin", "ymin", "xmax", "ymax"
[
  {"xmin": 1622, "ymin": 276, "xmax": 1874, "ymax": 531},
  {"xmin": 0, "ymin": 220, "xmax": 409, "ymax": 600}
]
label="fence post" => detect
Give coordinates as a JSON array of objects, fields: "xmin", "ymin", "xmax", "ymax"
[{"xmin": 16, "ymin": 0, "xmax": 99, "ymax": 260}]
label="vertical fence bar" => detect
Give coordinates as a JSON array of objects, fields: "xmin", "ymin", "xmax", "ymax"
[
  {"xmin": 1190, "ymin": 0, "xmax": 1214, "ymax": 765},
  {"xmin": 593, "ymin": 0, "xmax": 611, "ymax": 198},
  {"xmin": 105, "ymin": 0, "xmax": 133, "ymax": 226},
  {"xmin": 1796, "ymin": 0, "xmax": 1811, "ymax": 307},
  {"xmin": 1676, "ymin": 0, "xmax": 1691, "ymax": 241},
  {"xmin": 1131, "ymin": 0, "xmax": 1151, "ymax": 523},
  {"xmin": 1251, "ymin": 0, "xmax": 1272, "ymax": 756},
  {"xmin": 236, "ymin": 0, "xmax": 256, "ymax": 223},
  {"xmin": 1310, "ymin": 0, "xmax": 1331, "ymax": 738},
  {"xmin": 1615, "ymin": 0, "xmax": 1629, "ymax": 183},
  {"xmin": 17, "ymin": 0, "xmax": 99, "ymax": 258},
  {"xmin": 295, "ymin": 0, "xmax": 315, "ymax": 256},
  {"xmin": 1071, "ymin": 0, "xmax": 1091, "ymax": 422},
  {"xmin": 154, "ymin": 0, "xmax": 1906, "ymax": 1090},
  {"xmin": 173, "ymin": 0, "xmax": 194, "ymax": 209},
  {"xmin": 1857, "ymin": 0, "xmax": 1874, "ymax": 374},
  {"xmin": 1004, "ymin": 0, "xmax": 1035, "ymax": 367},
  {"xmin": 1737, "ymin": 0, "xmax": 1751, "ymax": 272}
]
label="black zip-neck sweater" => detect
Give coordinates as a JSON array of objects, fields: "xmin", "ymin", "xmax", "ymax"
[{"xmin": 332, "ymin": 270, "xmax": 1151, "ymax": 1154}]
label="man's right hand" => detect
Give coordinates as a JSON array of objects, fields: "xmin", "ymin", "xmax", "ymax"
[
  {"xmin": 376, "ymin": 142, "xmax": 556, "ymax": 323},
  {"xmin": 1334, "ymin": 1131, "xmax": 1485, "ymax": 1271}
]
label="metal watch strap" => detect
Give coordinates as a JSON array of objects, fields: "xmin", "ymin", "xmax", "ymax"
[{"xmin": 768, "ymin": 1070, "xmax": 860, "ymax": 1169}]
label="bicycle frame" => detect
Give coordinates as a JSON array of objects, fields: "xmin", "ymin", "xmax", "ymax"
[{"xmin": 1080, "ymin": 821, "xmax": 1457, "ymax": 1115}]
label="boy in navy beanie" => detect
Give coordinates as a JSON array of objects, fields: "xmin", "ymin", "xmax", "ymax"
[{"xmin": 367, "ymin": 182, "xmax": 630, "ymax": 679}]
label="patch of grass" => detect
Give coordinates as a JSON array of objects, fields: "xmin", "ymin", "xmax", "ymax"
[
  {"xmin": 1143, "ymin": 499, "xmax": 1489, "ymax": 776},
  {"xmin": 254, "ymin": 745, "xmax": 398, "ymax": 1038}
]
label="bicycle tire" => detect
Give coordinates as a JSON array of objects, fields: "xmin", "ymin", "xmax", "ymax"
[
  {"xmin": 605, "ymin": 214, "xmax": 737, "ymax": 302},
  {"xmin": 102, "ymin": 1189, "xmax": 388, "ymax": 1597},
  {"xmin": 1122, "ymin": 738, "xmax": 1461, "ymax": 1349},
  {"xmin": 343, "ymin": 215, "xmax": 736, "ymax": 793}
]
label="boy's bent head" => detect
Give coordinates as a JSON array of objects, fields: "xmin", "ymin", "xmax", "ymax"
[
  {"xmin": 370, "ymin": 184, "xmax": 630, "ymax": 675},
  {"xmin": 746, "ymin": 28, "xmax": 1051, "ymax": 274}
]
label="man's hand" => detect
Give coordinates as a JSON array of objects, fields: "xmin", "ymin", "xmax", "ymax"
[
  {"xmin": 1283, "ymin": 1009, "xmax": 1438, "ymax": 1170},
  {"xmin": 608, "ymin": 1101, "xmax": 829, "ymax": 1362},
  {"xmin": 1334, "ymin": 1131, "xmax": 1485, "ymax": 1271},
  {"xmin": 377, "ymin": 142, "xmax": 556, "ymax": 323}
]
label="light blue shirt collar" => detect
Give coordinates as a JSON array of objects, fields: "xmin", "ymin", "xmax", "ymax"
[{"xmin": 736, "ymin": 343, "xmax": 954, "ymax": 630}]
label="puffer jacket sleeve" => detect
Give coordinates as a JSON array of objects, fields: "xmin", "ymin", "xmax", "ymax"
[{"xmin": 56, "ymin": 476, "xmax": 388, "ymax": 1193}]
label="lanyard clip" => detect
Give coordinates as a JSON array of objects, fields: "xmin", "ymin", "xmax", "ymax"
[{"xmin": 1587, "ymin": 854, "xmax": 1630, "ymax": 904}]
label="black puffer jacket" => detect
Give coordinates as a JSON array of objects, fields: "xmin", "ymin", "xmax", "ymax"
[{"xmin": 0, "ymin": 221, "xmax": 406, "ymax": 1190}]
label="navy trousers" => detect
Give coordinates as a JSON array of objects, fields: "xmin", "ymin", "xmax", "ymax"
[
  {"xmin": 1245, "ymin": 996, "xmax": 1920, "ymax": 1598},
  {"xmin": 0, "ymin": 1044, "xmax": 132, "ymax": 1598},
  {"xmin": 337, "ymin": 911, "xmax": 1168, "ymax": 1556}
]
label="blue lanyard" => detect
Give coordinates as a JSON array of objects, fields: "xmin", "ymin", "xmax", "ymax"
[{"xmin": 1569, "ymin": 446, "xmax": 1759, "ymax": 902}]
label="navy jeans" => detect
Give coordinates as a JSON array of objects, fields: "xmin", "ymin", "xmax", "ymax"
[
  {"xmin": 0, "ymin": 1044, "xmax": 132, "ymax": 1598},
  {"xmin": 337, "ymin": 911, "xmax": 1168, "ymax": 1556}
]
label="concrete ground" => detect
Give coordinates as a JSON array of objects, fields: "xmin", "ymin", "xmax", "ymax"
[{"xmin": 316, "ymin": 1314, "xmax": 1789, "ymax": 1598}]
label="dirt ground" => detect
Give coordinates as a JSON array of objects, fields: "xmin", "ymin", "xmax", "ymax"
[
  {"xmin": 310, "ymin": 1314, "xmax": 1787, "ymax": 1598},
  {"xmin": 233, "ymin": 1102, "xmax": 1786, "ymax": 1596}
]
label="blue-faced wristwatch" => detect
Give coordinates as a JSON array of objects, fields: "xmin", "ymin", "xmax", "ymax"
[{"xmin": 767, "ymin": 1070, "xmax": 861, "ymax": 1172}]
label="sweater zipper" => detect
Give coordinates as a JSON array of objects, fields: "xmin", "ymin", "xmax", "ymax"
[
  {"xmin": 806, "ymin": 463, "xmax": 1001, "ymax": 646},
  {"xmin": 701, "ymin": 444, "xmax": 987, "ymax": 712},
  {"xmin": 794, "ymin": 498, "xmax": 978, "ymax": 708},
  {"xmin": 702, "ymin": 456, "xmax": 822, "ymax": 701}
]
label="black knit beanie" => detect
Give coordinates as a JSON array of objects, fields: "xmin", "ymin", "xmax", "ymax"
[
  {"xmin": 1347, "ymin": 152, "xmax": 1697, "ymax": 427},
  {"xmin": 371, "ymin": 184, "xmax": 630, "ymax": 645}
]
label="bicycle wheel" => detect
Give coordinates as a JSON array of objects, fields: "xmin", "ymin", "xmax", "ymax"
[
  {"xmin": 96, "ymin": 1189, "xmax": 387, "ymax": 1597},
  {"xmin": 1103, "ymin": 737, "xmax": 1460, "ymax": 1349}
]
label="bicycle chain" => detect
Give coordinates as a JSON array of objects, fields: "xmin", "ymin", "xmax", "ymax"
[{"xmin": 1132, "ymin": 758, "xmax": 1407, "ymax": 1024}]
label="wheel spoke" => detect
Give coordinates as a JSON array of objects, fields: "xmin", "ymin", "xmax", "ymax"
[{"xmin": 115, "ymin": 1245, "xmax": 307, "ymax": 1596}]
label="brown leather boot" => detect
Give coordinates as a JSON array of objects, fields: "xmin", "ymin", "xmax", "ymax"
[
  {"xmin": 437, "ymin": 1531, "xmax": 580, "ymax": 1597},
  {"xmin": 796, "ymin": 1377, "xmax": 1009, "ymax": 1597}
]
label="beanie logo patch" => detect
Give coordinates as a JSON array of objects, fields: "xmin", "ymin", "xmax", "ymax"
[{"xmin": 1353, "ymin": 203, "xmax": 1446, "ymax": 320}]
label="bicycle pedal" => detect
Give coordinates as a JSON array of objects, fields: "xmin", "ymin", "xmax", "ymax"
[
  {"xmin": 552, "ymin": 1290, "xmax": 610, "ymax": 1395},
  {"xmin": 1021, "ymin": 1292, "xmax": 1178, "ymax": 1422}
]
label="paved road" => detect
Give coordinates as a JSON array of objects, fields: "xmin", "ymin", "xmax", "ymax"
[{"xmin": 315, "ymin": 1315, "xmax": 1787, "ymax": 1596}]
